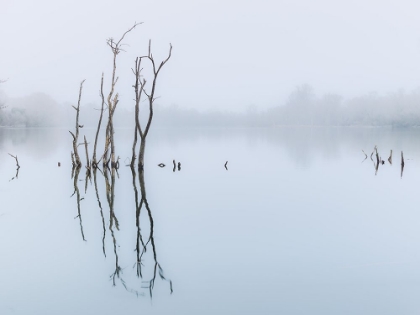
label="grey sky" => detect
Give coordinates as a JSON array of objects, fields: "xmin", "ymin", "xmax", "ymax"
[{"xmin": 1, "ymin": 0, "xmax": 420, "ymax": 111}]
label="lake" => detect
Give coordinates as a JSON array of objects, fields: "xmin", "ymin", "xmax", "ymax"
[{"xmin": 1, "ymin": 126, "xmax": 420, "ymax": 315}]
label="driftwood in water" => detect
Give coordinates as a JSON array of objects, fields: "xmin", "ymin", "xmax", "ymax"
[
  {"xmin": 401, "ymin": 151, "xmax": 405, "ymax": 178},
  {"xmin": 8, "ymin": 153, "xmax": 20, "ymax": 170},
  {"xmin": 177, "ymin": 162, "xmax": 181, "ymax": 171},
  {"xmin": 69, "ymin": 80, "xmax": 86, "ymax": 168},
  {"xmin": 401, "ymin": 151, "xmax": 405, "ymax": 167},
  {"xmin": 173, "ymin": 160, "xmax": 176, "ymax": 172},
  {"xmin": 8, "ymin": 153, "xmax": 20, "ymax": 180},
  {"xmin": 388, "ymin": 150, "xmax": 392, "ymax": 164},
  {"xmin": 225, "ymin": 161, "xmax": 228, "ymax": 170}
]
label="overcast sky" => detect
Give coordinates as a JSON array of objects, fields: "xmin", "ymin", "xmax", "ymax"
[{"xmin": 1, "ymin": 0, "xmax": 420, "ymax": 111}]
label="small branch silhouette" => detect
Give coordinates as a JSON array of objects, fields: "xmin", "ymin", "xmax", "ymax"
[{"xmin": 8, "ymin": 153, "xmax": 20, "ymax": 180}]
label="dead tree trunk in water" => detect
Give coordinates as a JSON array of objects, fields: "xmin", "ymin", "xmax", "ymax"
[
  {"xmin": 92, "ymin": 73, "xmax": 105, "ymax": 168},
  {"xmin": 102, "ymin": 23, "xmax": 141, "ymax": 168},
  {"xmin": 131, "ymin": 57, "xmax": 146, "ymax": 167},
  {"xmin": 134, "ymin": 40, "xmax": 172, "ymax": 170},
  {"xmin": 69, "ymin": 80, "xmax": 85, "ymax": 168}
]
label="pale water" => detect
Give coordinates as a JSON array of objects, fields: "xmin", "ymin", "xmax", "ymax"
[{"xmin": 1, "ymin": 127, "xmax": 420, "ymax": 315}]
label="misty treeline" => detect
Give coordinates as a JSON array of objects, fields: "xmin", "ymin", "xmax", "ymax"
[{"xmin": 2, "ymin": 83, "xmax": 420, "ymax": 128}]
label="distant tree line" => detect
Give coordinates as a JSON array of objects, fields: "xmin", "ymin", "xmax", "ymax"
[
  {"xmin": 2, "ymin": 84, "xmax": 420, "ymax": 128},
  {"xmin": 154, "ymin": 85, "xmax": 420, "ymax": 128},
  {"xmin": 0, "ymin": 93, "xmax": 62, "ymax": 127}
]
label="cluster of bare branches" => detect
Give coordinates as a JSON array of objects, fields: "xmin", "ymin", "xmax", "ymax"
[
  {"xmin": 131, "ymin": 40, "xmax": 172, "ymax": 170},
  {"xmin": 69, "ymin": 22, "xmax": 171, "ymax": 174},
  {"xmin": 67, "ymin": 23, "xmax": 173, "ymax": 297},
  {"xmin": 362, "ymin": 146, "xmax": 405, "ymax": 177}
]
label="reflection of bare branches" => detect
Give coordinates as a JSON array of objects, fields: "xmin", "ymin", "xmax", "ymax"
[
  {"xmin": 131, "ymin": 167, "xmax": 146, "ymax": 277},
  {"xmin": 93, "ymin": 168, "xmax": 107, "ymax": 257},
  {"xmin": 70, "ymin": 162, "xmax": 172, "ymax": 297},
  {"xmin": 364, "ymin": 147, "xmax": 406, "ymax": 178},
  {"xmin": 109, "ymin": 225, "xmax": 121, "ymax": 286},
  {"xmin": 84, "ymin": 136, "xmax": 92, "ymax": 194},
  {"xmin": 71, "ymin": 166, "xmax": 86, "ymax": 241},
  {"xmin": 374, "ymin": 159, "xmax": 379, "ymax": 175},
  {"xmin": 84, "ymin": 169, "xmax": 91, "ymax": 194},
  {"xmin": 104, "ymin": 168, "xmax": 119, "ymax": 231},
  {"xmin": 103, "ymin": 167, "xmax": 126, "ymax": 290},
  {"xmin": 101, "ymin": 166, "xmax": 142, "ymax": 296},
  {"xmin": 135, "ymin": 168, "xmax": 173, "ymax": 297}
]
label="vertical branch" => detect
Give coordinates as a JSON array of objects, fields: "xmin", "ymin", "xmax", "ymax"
[
  {"xmin": 137, "ymin": 42, "xmax": 172, "ymax": 169},
  {"xmin": 131, "ymin": 57, "xmax": 146, "ymax": 167},
  {"xmin": 103, "ymin": 22, "xmax": 142, "ymax": 168},
  {"xmin": 92, "ymin": 73, "xmax": 106, "ymax": 168},
  {"xmin": 69, "ymin": 79, "xmax": 86, "ymax": 168}
]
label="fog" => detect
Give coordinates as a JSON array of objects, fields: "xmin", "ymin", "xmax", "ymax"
[
  {"xmin": 1, "ymin": 0, "xmax": 420, "ymax": 114},
  {"xmin": 2, "ymin": 85, "xmax": 420, "ymax": 128}
]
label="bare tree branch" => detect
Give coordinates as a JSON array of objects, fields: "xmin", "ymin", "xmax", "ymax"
[
  {"xmin": 70, "ymin": 79, "xmax": 86, "ymax": 168},
  {"xmin": 135, "ymin": 42, "xmax": 172, "ymax": 169}
]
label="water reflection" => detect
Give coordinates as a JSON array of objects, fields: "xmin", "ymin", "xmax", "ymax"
[
  {"xmin": 71, "ymin": 165, "xmax": 172, "ymax": 298},
  {"xmin": 93, "ymin": 168, "xmax": 107, "ymax": 257},
  {"xmin": 131, "ymin": 167, "xmax": 173, "ymax": 297},
  {"xmin": 71, "ymin": 166, "xmax": 86, "ymax": 241}
]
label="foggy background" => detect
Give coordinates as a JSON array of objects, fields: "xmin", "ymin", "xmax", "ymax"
[{"xmin": 1, "ymin": 0, "xmax": 420, "ymax": 126}]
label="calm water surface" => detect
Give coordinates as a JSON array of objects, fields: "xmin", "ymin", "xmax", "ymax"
[{"xmin": 1, "ymin": 127, "xmax": 420, "ymax": 314}]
